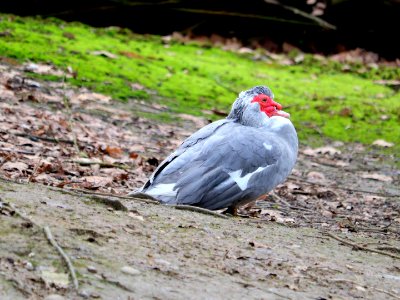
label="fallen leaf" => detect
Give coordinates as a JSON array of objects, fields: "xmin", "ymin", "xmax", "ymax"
[
  {"xmin": 129, "ymin": 152, "xmax": 139, "ymax": 159},
  {"xmin": 104, "ymin": 146, "xmax": 123, "ymax": 158},
  {"xmin": 303, "ymin": 146, "xmax": 341, "ymax": 156},
  {"xmin": 307, "ymin": 171, "xmax": 326, "ymax": 181},
  {"xmin": 119, "ymin": 51, "xmax": 145, "ymax": 59},
  {"xmin": 372, "ymin": 139, "xmax": 394, "ymax": 147},
  {"xmin": 131, "ymin": 83, "xmax": 145, "ymax": 90},
  {"xmin": 339, "ymin": 107, "xmax": 352, "ymax": 117},
  {"xmin": 360, "ymin": 173, "xmax": 392, "ymax": 182},
  {"xmin": 128, "ymin": 211, "xmax": 144, "ymax": 221},
  {"xmin": 71, "ymin": 92, "xmax": 111, "ymax": 104},
  {"xmin": 2, "ymin": 161, "xmax": 29, "ymax": 172},
  {"xmin": 285, "ymin": 182, "xmax": 301, "ymax": 190},
  {"xmin": 82, "ymin": 176, "xmax": 113, "ymax": 187}
]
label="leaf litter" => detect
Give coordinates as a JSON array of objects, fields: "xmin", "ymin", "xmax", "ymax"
[
  {"xmin": 0, "ymin": 60, "xmax": 399, "ymax": 299},
  {"xmin": 0, "ymin": 59, "xmax": 399, "ymax": 230}
]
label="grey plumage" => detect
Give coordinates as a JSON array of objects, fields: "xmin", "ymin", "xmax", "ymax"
[{"xmin": 129, "ymin": 86, "xmax": 298, "ymax": 210}]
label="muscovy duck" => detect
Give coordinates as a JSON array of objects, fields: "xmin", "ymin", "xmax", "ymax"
[{"xmin": 129, "ymin": 86, "xmax": 298, "ymax": 213}]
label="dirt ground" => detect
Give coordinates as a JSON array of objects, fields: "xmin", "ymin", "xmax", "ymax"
[{"xmin": 0, "ymin": 62, "xmax": 399, "ymax": 299}]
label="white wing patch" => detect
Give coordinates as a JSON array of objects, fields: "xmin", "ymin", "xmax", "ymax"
[
  {"xmin": 228, "ymin": 167, "xmax": 267, "ymax": 191},
  {"xmin": 147, "ymin": 183, "xmax": 177, "ymax": 197},
  {"xmin": 263, "ymin": 143, "xmax": 272, "ymax": 151}
]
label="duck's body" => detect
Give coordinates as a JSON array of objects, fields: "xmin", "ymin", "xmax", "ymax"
[{"xmin": 129, "ymin": 86, "xmax": 298, "ymax": 211}]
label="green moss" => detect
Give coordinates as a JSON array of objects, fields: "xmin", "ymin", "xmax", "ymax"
[{"xmin": 0, "ymin": 14, "xmax": 399, "ymax": 153}]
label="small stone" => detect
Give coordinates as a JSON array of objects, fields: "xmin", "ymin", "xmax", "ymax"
[
  {"xmin": 24, "ymin": 261, "xmax": 34, "ymax": 271},
  {"xmin": 44, "ymin": 295, "xmax": 65, "ymax": 300},
  {"xmin": 87, "ymin": 265, "xmax": 97, "ymax": 273},
  {"xmin": 90, "ymin": 292, "xmax": 101, "ymax": 298},
  {"xmin": 121, "ymin": 266, "xmax": 141, "ymax": 276},
  {"xmin": 78, "ymin": 290, "xmax": 90, "ymax": 299}
]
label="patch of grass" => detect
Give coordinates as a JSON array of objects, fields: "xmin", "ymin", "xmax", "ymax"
[{"xmin": 0, "ymin": 14, "xmax": 399, "ymax": 153}]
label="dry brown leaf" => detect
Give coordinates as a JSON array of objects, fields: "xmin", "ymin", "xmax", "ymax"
[
  {"xmin": 129, "ymin": 152, "xmax": 139, "ymax": 159},
  {"xmin": 82, "ymin": 176, "xmax": 113, "ymax": 187},
  {"xmin": 119, "ymin": 51, "xmax": 145, "ymax": 59},
  {"xmin": 372, "ymin": 139, "xmax": 394, "ymax": 147},
  {"xmin": 2, "ymin": 161, "xmax": 29, "ymax": 172},
  {"xmin": 131, "ymin": 83, "xmax": 145, "ymax": 90},
  {"xmin": 104, "ymin": 146, "xmax": 124, "ymax": 158},
  {"xmin": 71, "ymin": 92, "xmax": 111, "ymax": 104},
  {"xmin": 303, "ymin": 146, "xmax": 341, "ymax": 156},
  {"xmin": 307, "ymin": 171, "xmax": 326, "ymax": 181},
  {"xmin": 23, "ymin": 63, "xmax": 66, "ymax": 77},
  {"xmin": 128, "ymin": 211, "xmax": 144, "ymax": 221}
]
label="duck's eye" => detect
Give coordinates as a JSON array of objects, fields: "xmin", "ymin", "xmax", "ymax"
[{"xmin": 262, "ymin": 98, "xmax": 267, "ymax": 102}]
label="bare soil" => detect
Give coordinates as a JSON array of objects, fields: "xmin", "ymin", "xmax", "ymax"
[{"xmin": 0, "ymin": 62, "xmax": 399, "ymax": 299}]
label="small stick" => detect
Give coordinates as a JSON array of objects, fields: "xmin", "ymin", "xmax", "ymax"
[
  {"xmin": 376, "ymin": 246, "xmax": 400, "ymax": 254},
  {"xmin": 70, "ymin": 160, "xmax": 130, "ymax": 170},
  {"xmin": 172, "ymin": 204, "xmax": 229, "ymax": 219},
  {"xmin": 7, "ymin": 203, "xmax": 79, "ymax": 290},
  {"xmin": 0, "ymin": 148, "xmax": 36, "ymax": 155},
  {"xmin": 7, "ymin": 203, "xmax": 40, "ymax": 227},
  {"xmin": 14, "ymin": 132, "xmax": 75, "ymax": 145},
  {"xmin": 323, "ymin": 232, "xmax": 400, "ymax": 260},
  {"xmin": 63, "ymin": 188, "xmax": 160, "ymax": 204},
  {"xmin": 331, "ymin": 278, "xmax": 400, "ymax": 299},
  {"xmin": 44, "ymin": 226, "xmax": 79, "ymax": 290}
]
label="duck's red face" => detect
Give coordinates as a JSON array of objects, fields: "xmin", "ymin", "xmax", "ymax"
[{"xmin": 251, "ymin": 94, "xmax": 290, "ymax": 118}]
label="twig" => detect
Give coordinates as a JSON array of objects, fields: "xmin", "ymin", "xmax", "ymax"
[
  {"xmin": 264, "ymin": 0, "xmax": 336, "ymax": 30},
  {"xmin": 266, "ymin": 288, "xmax": 292, "ymax": 299},
  {"xmin": 64, "ymin": 188, "xmax": 160, "ymax": 204},
  {"xmin": 331, "ymin": 278, "xmax": 400, "ymax": 299},
  {"xmin": 173, "ymin": 8, "xmax": 321, "ymax": 27},
  {"xmin": 7, "ymin": 202, "xmax": 40, "ymax": 227},
  {"xmin": 14, "ymin": 132, "xmax": 75, "ymax": 145},
  {"xmin": 355, "ymin": 226, "xmax": 399, "ymax": 235},
  {"xmin": 288, "ymin": 175, "xmax": 400, "ymax": 198},
  {"xmin": 323, "ymin": 232, "xmax": 400, "ymax": 260},
  {"xmin": 100, "ymin": 275, "xmax": 135, "ymax": 292},
  {"xmin": 172, "ymin": 204, "xmax": 229, "ymax": 219},
  {"xmin": 0, "ymin": 147, "xmax": 36, "ymax": 155},
  {"xmin": 44, "ymin": 226, "xmax": 79, "ymax": 290},
  {"xmin": 7, "ymin": 202, "xmax": 79, "ymax": 290},
  {"xmin": 70, "ymin": 159, "xmax": 130, "ymax": 170},
  {"xmin": 261, "ymin": 192, "xmax": 314, "ymax": 212},
  {"xmin": 44, "ymin": 186, "xmax": 128, "ymax": 210},
  {"xmin": 376, "ymin": 246, "xmax": 400, "ymax": 254}
]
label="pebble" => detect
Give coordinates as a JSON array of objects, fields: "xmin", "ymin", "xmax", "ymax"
[
  {"xmin": 121, "ymin": 266, "xmax": 141, "ymax": 276},
  {"xmin": 44, "ymin": 295, "xmax": 65, "ymax": 300},
  {"xmin": 87, "ymin": 265, "xmax": 97, "ymax": 273}
]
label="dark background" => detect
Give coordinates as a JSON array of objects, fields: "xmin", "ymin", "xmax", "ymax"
[{"xmin": 1, "ymin": 0, "xmax": 399, "ymax": 60}]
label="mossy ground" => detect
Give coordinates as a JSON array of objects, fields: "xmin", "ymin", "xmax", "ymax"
[{"xmin": 0, "ymin": 14, "xmax": 399, "ymax": 152}]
